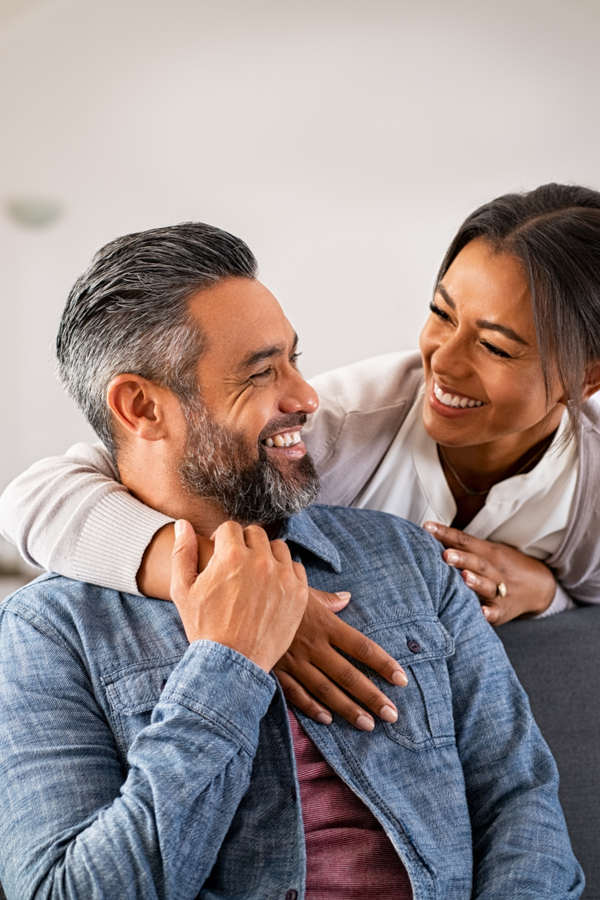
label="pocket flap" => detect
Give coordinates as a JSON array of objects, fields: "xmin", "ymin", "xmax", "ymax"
[
  {"xmin": 103, "ymin": 659, "xmax": 180, "ymax": 715},
  {"xmin": 361, "ymin": 616, "xmax": 454, "ymax": 664}
]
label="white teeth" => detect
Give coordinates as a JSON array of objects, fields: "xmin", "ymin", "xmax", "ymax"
[
  {"xmin": 265, "ymin": 430, "xmax": 302, "ymax": 448},
  {"xmin": 433, "ymin": 381, "xmax": 482, "ymax": 410}
]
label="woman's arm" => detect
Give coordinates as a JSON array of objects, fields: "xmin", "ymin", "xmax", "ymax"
[
  {"xmin": 0, "ymin": 442, "xmax": 405, "ymax": 729},
  {"xmin": 0, "ymin": 442, "xmax": 173, "ymax": 594}
]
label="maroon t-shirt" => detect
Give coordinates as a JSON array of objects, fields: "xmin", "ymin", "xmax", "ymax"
[{"xmin": 288, "ymin": 709, "xmax": 413, "ymax": 899}]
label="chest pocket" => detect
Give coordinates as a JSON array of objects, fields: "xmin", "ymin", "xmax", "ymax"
[
  {"xmin": 362, "ymin": 617, "xmax": 455, "ymax": 751},
  {"xmin": 103, "ymin": 657, "xmax": 182, "ymax": 761}
]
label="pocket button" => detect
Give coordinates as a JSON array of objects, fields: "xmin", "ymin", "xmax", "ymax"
[{"xmin": 407, "ymin": 640, "xmax": 421, "ymax": 653}]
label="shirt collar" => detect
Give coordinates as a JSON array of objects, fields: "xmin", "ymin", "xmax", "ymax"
[{"xmin": 278, "ymin": 508, "xmax": 343, "ymax": 574}]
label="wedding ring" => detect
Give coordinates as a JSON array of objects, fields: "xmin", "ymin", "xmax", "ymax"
[{"xmin": 496, "ymin": 582, "xmax": 507, "ymax": 598}]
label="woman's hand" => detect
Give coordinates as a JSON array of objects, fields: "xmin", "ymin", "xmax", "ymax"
[
  {"xmin": 274, "ymin": 589, "xmax": 408, "ymax": 731},
  {"xmin": 423, "ymin": 522, "xmax": 557, "ymax": 625}
]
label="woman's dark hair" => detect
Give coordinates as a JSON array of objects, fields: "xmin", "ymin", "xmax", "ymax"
[{"xmin": 437, "ymin": 183, "xmax": 600, "ymax": 434}]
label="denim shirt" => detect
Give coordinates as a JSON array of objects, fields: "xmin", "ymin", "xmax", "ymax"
[{"xmin": 0, "ymin": 506, "xmax": 583, "ymax": 900}]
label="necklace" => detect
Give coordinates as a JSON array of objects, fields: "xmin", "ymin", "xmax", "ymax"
[{"xmin": 437, "ymin": 433, "xmax": 556, "ymax": 498}]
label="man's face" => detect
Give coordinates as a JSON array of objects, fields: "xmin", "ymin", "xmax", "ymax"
[{"xmin": 177, "ymin": 277, "xmax": 321, "ymax": 524}]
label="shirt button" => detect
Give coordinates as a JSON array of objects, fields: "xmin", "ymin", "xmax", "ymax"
[
  {"xmin": 286, "ymin": 891, "xmax": 298, "ymax": 900},
  {"xmin": 407, "ymin": 640, "xmax": 421, "ymax": 653},
  {"xmin": 290, "ymin": 785, "xmax": 297, "ymax": 803}
]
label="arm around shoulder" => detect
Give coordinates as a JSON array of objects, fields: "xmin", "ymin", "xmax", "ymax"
[{"xmin": 0, "ymin": 442, "xmax": 173, "ymax": 594}]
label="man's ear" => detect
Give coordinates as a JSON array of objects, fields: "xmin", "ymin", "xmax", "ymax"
[
  {"xmin": 583, "ymin": 361, "xmax": 600, "ymax": 401},
  {"xmin": 107, "ymin": 374, "xmax": 172, "ymax": 442}
]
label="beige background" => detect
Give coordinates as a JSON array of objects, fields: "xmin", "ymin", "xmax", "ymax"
[{"xmin": 1, "ymin": 0, "xmax": 600, "ymax": 575}]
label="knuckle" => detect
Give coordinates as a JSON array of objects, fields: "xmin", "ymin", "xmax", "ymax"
[
  {"xmin": 353, "ymin": 637, "xmax": 375, "ymax": 661},
  {"xmin": 337, "ymin": 667, "xmax": 362, "ymax": 691},
  {"xmin": 313, "ymin": 681, "xmax": 335, "ymax": 702}
]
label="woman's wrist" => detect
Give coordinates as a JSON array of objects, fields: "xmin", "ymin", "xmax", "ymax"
[{"xmin": 137, "ymin": 522, "xmax": 213, "ymax": 599}]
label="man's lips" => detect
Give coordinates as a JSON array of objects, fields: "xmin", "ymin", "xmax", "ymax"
[{"xmin": 263, "ymin": 428, "xmax": 303, "ymax": 448}]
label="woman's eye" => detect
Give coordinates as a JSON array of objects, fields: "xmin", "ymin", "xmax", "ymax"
[
  {"xmin": 429, "ymin": 301, "xmax": 451, "ymax": 322},
  {"xmin": 290, "ymin": 351, "xmax": 302, "ymax": 366},
  {"xmin": 481, "ymin": 341, "xmax": 511, "ymax": 359}
]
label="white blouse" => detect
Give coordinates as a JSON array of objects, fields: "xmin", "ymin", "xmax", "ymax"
[{"xmin": 357, "ymin": 386, "xmax": 578, "ymax": 616}]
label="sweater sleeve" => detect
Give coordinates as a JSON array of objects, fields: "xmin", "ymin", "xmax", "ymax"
[{"xmin": 0, "ymin": 443, "xmax": 173, "ymax": 595}]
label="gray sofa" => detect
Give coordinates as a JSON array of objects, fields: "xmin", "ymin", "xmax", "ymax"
[
  {"xmin": 498, "ymin": 606, "xmax": 600, "ymax": 899},
  {"xmin": 0, "ymin": 607, "xmax": 597, "ymax": 899}
]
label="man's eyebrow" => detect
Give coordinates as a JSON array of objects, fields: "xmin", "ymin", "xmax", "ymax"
[
  {"xmin": 435, "ymin": 284, "xmax": 528, "ymax": 346},
  {"xmin": 238, "ymin": 333, "xmax": 299, "ymax": 371}
]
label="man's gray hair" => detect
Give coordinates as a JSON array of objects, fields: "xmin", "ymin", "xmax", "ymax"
[{"xmin": 56, "ymin": 222, "xmax": 258, "ymax": 458}]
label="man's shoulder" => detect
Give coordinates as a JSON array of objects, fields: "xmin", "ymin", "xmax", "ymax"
[
  {"xmin": 3, "ymin": 572, "xmax": 120, "ymax": 615},
  {"xmin": 305, "ymin": 504, "xmax": 441, "ymax": 566},
  {"xmin": 1, "ymin": 574, "xmax": 126, "ymax": 647},
  {"xmin": 309, "ymin": 502, "xmax": 431, "ymax": 537},
  {"xmin": 1, "ymin": 573, "xmax": 185, "ymax": 676}
]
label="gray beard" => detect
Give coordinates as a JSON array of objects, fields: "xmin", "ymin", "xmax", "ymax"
[{"xmin": 178, "ymin": 400, "xmax": 320, "ymax": 524}]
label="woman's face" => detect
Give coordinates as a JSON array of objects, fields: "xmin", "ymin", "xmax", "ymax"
[{"xmin": 419, "ymin": 237, "xmax": 566, "ymax": 451}]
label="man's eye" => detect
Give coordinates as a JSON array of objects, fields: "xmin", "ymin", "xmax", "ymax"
[
  {"xmin": 429, "ymin": 301, "xmax": 451, "ymax": 322},
  {"xmin": 250, "ymin": 366, "xmax": 274, "ymax": 381},
  {"xmin": 290, "ymin": 351, "xmax": 302, "ymax": 366}
]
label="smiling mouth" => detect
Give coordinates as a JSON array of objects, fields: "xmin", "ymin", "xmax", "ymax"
[
  {"xmin": 263, "ymin": 429, "xmax": 303, "ymax": 448},
  {"xmin": 433, "ymin": 381, "xmax": 484, "ymax": 409}
]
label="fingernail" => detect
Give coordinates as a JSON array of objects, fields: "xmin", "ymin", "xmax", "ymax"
[
  {"xmin": 379, "ymin": 704, "xmax": 398, "ymax": 723},
  {"xmin": 335, "ymin": 591, "xmax": 351, "ymax": 601},
  {"xmin": 481, "ymin": 606, "xmax": 491, "ymax": 618},
  {"xmin": 391, "ymin": 668, "xmax": 408, "ymax": 686},
  {"xmin": 465, "ymin": 572, "xmax": 477, "ymax": 586},
  {"xmin": 174, "ymin": 520, "xmax": 185, "ymax": 537},
  {"xmin": 356, "ymin": 715, "xmax": 375, "ymax": 732},
  {"xmin": 423, "ymin": 522, "xmax": 438, "ymax": 533},
  {"xmin": 446, "ymin": 551, "xmax": 459, "ymax": 563},
  {"xmin": 316, "ymin": 711, "xmax": 332, "ymax": 725}
]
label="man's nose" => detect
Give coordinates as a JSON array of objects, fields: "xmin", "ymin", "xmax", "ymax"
[{"xmin": 279, "ymin": 368, "xmax": 319, "ymax": 415}]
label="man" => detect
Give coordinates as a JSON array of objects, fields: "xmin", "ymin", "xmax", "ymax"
[{"xmin": 0, "ymin": 223, "xmax": 582, "ymax": 899}]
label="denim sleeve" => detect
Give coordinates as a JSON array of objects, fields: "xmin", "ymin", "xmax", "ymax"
[
  {"xmin": 435, "ymin": 559, "xmax": 584, "ymax": 899},
  {"xmin": 0, "ymin": 609, "xmax": 276, "ymax": 900}
]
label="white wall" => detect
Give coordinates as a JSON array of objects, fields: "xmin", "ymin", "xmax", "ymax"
[{"xmin": 1, "ymin": 0, "xmax": 600, "ymax": 497}]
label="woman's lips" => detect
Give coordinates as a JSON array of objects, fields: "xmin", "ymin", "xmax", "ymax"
[
  {"xmin": 429, "ymin": 380, "xmax": 485, "ymax": 417},
  {"xmin": 433, "ymin": 381, "xmax": 483, "ymax": 408}
]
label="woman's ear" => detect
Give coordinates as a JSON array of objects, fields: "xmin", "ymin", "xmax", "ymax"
[
  {"xmin": 107, "ymin": 374, "xmax": 171, "ymax": 442},
  {"xmin": 583, "ymin": 361, "xmax": 600, "ymax": 401}
]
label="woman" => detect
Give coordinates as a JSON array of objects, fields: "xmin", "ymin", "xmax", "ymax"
[{"xmin": 2, "ymin": 182, "xmax": 600, "ymax": 730}]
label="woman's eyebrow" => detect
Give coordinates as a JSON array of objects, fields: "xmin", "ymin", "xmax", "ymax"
[
  {"xmin": 436, "ymin": 283, "xmax": 528, "ymax": 346},
  {"xmin": 476, "ymin": 319, "xmax": 528, "ymax": 346}
]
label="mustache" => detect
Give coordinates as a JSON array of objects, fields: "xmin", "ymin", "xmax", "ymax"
[{"xmin": 258, "ymin": 414, "xmax": 308, "ymax": 443}]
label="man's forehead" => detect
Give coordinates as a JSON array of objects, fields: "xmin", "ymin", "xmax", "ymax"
[{"xmin": 188, "ymin": 276, "xmax": 297, "ymax": 368}]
